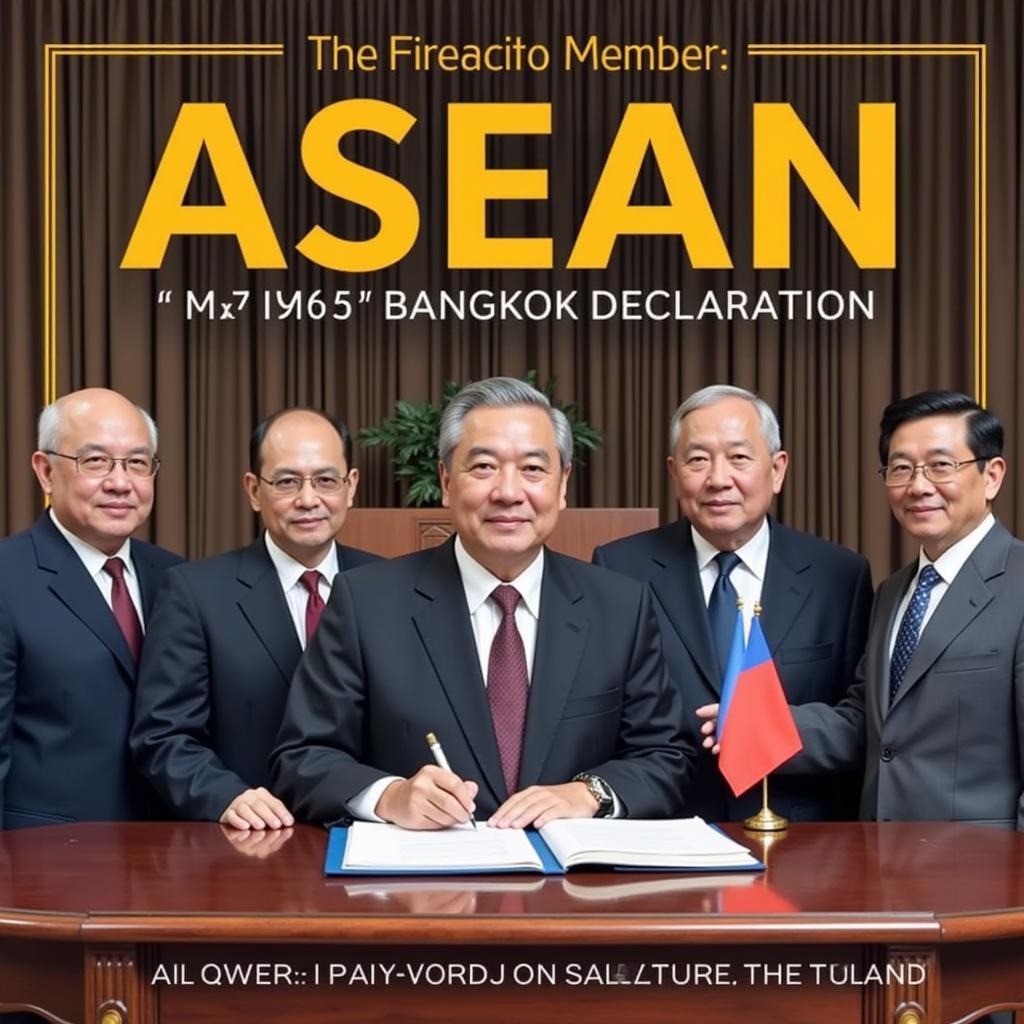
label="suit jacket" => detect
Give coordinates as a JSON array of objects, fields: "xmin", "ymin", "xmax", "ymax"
[
  {"xmin": 0, "ymin": 514, "xmax": 183, "ymax": 829},
  {"xmin": 789, "ymin": 520, "xmax": 1024, "ymax": 830},
  {"xmin": 130, "ymin": 538, "xmax": 380, "ymax": 821},
  {"xmin": 270, "ymin": 540, "xmax": 693, "ymax": 824},
  {"xmin": 593, "ymin": 517, "xmax": 873, "ymax": 822}
]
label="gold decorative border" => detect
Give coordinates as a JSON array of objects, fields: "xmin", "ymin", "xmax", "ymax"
[
  {"xmin": 42, "ymin": 42, "xmax": 284, "ymax": 408},
  {"xmin": 747, "ymin": 43, "xmax": 987, "ymax": 405},
  {"xmin": 42, "ymin": 43, "xmax": 987, "ymax": 406}
]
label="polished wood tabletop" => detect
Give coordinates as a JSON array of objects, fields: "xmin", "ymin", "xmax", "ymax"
[{"xmin": 2, "ymin": 820, "xmax": 1023, "ymax": 945}]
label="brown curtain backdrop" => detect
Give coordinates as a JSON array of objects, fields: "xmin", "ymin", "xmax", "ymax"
[{"xmin": 2, "ymin": 0, "xmax": 1022, "ymax": 582}]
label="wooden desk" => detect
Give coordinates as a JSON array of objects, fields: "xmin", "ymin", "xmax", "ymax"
[{"xmin": 1, "ymin": 821, "xmax": 1023, "ymax": 1024}]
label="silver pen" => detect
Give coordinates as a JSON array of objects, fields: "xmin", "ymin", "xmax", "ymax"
[{"xmin": 425, "ymin": 731, "xmax": 478, "ymax": 829}]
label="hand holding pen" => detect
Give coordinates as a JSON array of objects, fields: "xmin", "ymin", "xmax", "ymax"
[{"xmin": 373, "ymin": 732, "xmax": 479, "ymax": 830}]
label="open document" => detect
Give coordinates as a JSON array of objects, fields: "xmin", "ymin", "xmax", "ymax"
[{"xmin": 325, "ymin": 818, "xmax": 763, "ymax": 875}]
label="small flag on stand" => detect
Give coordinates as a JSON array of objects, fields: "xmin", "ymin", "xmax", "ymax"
[{"xmin": 717, "ymin": 615, "xmax": 802, "ymax": 798}]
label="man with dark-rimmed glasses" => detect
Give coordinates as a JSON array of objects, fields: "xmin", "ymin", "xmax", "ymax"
[
  {"xmin": 0, "ymin": 388, "xmax": 183, "ymax": 829},
  {"xmin": 700, "ymin": 390, "xmax": 1024, "ymax": 830},
  {"xmin": 131, "ymin": 408, "xmax": 378, "ymax": 832}
]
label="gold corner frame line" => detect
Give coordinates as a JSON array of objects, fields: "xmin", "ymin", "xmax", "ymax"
[
  {"xmin": 747, "ymin": 43, "xmax": 987, "ymax": 407},
  {"xmin": 42, "ymin": 42, "xmax": 284, "ymax": 410},
  {"xmin": 41, "ymin": 42, "xmax": 988, "ymax": 407}
]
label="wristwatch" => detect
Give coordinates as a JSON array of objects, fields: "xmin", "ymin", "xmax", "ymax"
[{"xmin": 573, "ymin": 773, "xmax": 614, "ymax": 818}]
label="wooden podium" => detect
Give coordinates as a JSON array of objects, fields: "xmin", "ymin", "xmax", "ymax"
[
  {"xmin": 341, "ymin": 508, "xmax": 659, "ymax": 561},
  {"xmin": 2, "ymin": 821, "xmax": 1024, "ymax": 1024}
]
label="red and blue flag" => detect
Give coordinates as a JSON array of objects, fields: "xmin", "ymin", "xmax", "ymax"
[{"xmin": 717, "ymin": 615, "xmax": 802, "ymax": 797}]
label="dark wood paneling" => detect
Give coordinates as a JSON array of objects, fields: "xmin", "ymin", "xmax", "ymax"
[{"xmin": 342, "ymin": 508, "xmax": 660, "ymax": 561}]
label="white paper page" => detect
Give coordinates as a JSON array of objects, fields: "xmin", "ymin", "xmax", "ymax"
[
  {"xmin": 343, "ymin": 821, "xmax": 543, "ymax": 871},
  {"xmin": 539, "ymin": 817, "xmax": 758, "ymax": 868}
]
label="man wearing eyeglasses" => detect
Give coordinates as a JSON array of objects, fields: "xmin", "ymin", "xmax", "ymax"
[
  {"xmin": 0, "ymin": 388, "xmax": 183, "ymax": 830},
  {"xmin": 700, "ymin": 390, "xmax": 1024, "ymax": 829},
  {"xmin": 131, "ymin": 408, "xmax": 379, "ymax": 830}
]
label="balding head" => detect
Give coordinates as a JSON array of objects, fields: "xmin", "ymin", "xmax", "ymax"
[
  {"xmin": 244, "ymin": 407, "xmax": 359, "ymax": 568},
  {"xmin": 38, "ymin": 388, "xmax": 158, "ymax": 453},
  {"xmin": 32, "ymin": 388, "xmax": 159, "ymax": 554}
]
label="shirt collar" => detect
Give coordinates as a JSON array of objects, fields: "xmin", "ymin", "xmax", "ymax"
[
  {"xmin": 690, "ymin": 516, "xmax": 770, "ymax": 580},
  {"xmin": 263, "ymin": 532, "xmax": 339, "ymax": 591},
  {"xmin": 915, "ymin": 512, "xmax": 995, "ymax": 585},
  {"xmin": 49, "ymin": 508, "xmax": 134, "ymax": 579},
  {"xmin": 453, "ymin": 535, "xmax": 544, "ymax": 619}
]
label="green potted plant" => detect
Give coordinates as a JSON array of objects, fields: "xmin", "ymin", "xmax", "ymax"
[{"xmin": 359, "ymin": 372, "xmax": 603, "ymax": 507}]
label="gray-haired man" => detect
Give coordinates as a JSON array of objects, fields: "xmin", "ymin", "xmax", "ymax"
[
  {"xmin": 594, "ymin": 385, "xmax": 873, "ymax": 822},
  {"xmin": 271, "ymin": 377, "xmax": 692, "ymax": 829}
]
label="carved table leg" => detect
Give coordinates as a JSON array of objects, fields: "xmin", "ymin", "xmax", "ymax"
[
  {"xmin": 83, "ymin": 946, "xmax": 157, "ymax": 1024},
  {"xmin": 863, "ymin": 946, "xmax": 939, "ymax": 1024}
]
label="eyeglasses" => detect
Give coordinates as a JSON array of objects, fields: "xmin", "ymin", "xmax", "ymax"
[
  {"xmin": 46, "ymin": 451, "xmax": 160, "ymax": 478},
  {"xmin": 258, "ymin": 473, "xmax": 349, "ymax": 497},
  {"xmin": 878, "ymin": 458, "xmax": 982, "ymax": 487}
]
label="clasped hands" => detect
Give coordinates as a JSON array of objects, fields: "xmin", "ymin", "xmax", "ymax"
[{"xmin": 374, "ymin": 764, "xmax": 599, "ymax": 830}]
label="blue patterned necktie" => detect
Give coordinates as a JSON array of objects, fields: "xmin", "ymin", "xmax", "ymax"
[
  {"xmin": 708, "ymin": 551, "xmax": 742, "ymax": 679},
  {"xmin": 889, "ymin": 565, "xmax": 942, "ymax": 704}
]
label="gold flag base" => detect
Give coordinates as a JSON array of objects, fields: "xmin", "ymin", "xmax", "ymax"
[
  {"xmin": 742, "ymin": 777, "xmax": 789, "ymax": 832},
  {"xmin": 743, "ymin": 806, "xmax": 789, "ymax": 832}
]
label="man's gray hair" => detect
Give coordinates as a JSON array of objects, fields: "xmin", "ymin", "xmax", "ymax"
[
  {"xmin": 669, "ymin": 385, "xmax": 782, "ymax": 454},
  {"xmin": 439, "ymin": 377, "xmax": 573, "ymax": 470},
  {"xmin": 37, "ymin": 396, "xmax": 159, "ymax": 453}
]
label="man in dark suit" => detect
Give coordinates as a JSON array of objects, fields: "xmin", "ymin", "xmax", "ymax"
[
  {"xmin": 271, "ymin": 378, "xmax": 692, "ymax": 829},
  {"xmin": 704, "ymin": 391, "xmax": 1023, "ymax": 829},
  {"xmin": 0, "ymin": 388, "xmax": 182, "ymax": 830},
  {"xmin": 131, "ymin": 409, "xmax": 379, "ymax": 830},
  {"xmin": 594, "ymin": 385, "xmax": 873, "ymax": 822}
]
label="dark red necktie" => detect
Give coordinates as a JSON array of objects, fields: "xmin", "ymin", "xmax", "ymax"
[
  {"xmin": 299, "ymin": 570, "xmax": 326, "ymax": 644},
  {"xmin": 487, "ymin": 585, "xmax": 529, "ymax": 796},
  {"xmin": 102, "ymin": 557, "xmax": 143, "ymax": 663}
]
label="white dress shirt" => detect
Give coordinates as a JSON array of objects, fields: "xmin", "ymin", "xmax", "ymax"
[
  {"xmin": 453, "ymin": 535, "xmax": 544, "ymax": 683},
  {"xmin": 263, "ymin": 532, "xmax": 339, "ymax": 649},
  {"xmin": 887, "ymin": 513, "xmax": 995, "ymax": 658},
  {"xmin": 691, "ymin": 517, "xmax": 771, "ymax": 641},
  {"xmin": 49, "ymin": 508, "xmax": 145, "ymax": 626}
]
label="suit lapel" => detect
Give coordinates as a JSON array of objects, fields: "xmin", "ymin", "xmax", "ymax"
[
  {"xmin": 890, "ymin": 525, "xmax": 1007, "ymax": 711},
  {"xmin": 411, "ymin": 543, "xmax": 506, "ymax": 801},
  {"xmin": 33, "ymin": 515, "xmax": 136, "ymax": 681},
  {"xmin": 873, "ymin": 565, "xmax": 912, "ymax": 719},
  {"xmin": 758, "ymin": 521, "xmax": 812, "ymax": 657},
  {"xmin": 236, "ymin": 539, "xmax": 302, "ymax": 683},
  {"xmin": 647, "ymin": 521, "xmax": 722, "ymax": 694},
  {"xmin": 131, "ymin": 543, "xmax": 163, "ymax": 618},
  {"xmin": 518, "ymin": 553, "xmax": 589, "ymax": 789}
]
